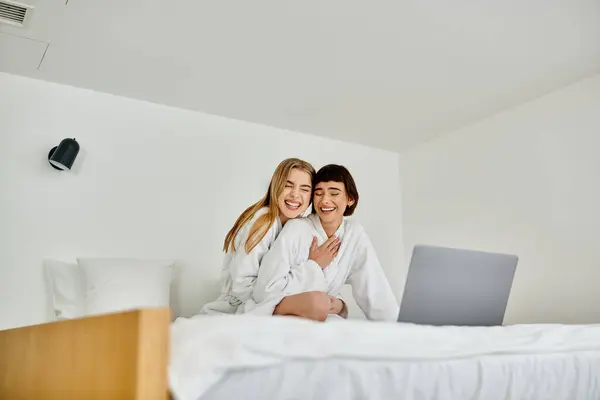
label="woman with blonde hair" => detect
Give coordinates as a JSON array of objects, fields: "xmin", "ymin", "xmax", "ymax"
[{"xmin": 200, "ymin": 158, "xmax": 341, "ymax": 318}]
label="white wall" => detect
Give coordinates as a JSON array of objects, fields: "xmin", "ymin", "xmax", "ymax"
[
  {"xmin": 400, "ymin": 73, "xmax": 600, "ymax": 325},
  {"xmin": 0, "ymin": 72, "xmax": 405, "ymax": 330}
]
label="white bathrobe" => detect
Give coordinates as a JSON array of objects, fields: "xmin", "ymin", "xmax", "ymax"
[
  {"xmin": 252, "ymin": 213, "xmax": 400, "ymax": 321},
  {"xmin": 200, "ymin": 207, "xmax": 283, "ymax": 315}
]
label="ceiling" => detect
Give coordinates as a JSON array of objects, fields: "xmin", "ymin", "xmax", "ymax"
[{"xmin": 2, "ymin": 0, "xmax": 600, "ymax": 152}]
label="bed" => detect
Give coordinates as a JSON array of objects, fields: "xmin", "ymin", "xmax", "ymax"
[{"xmin": 2, "ymin": 308, "xmax": 600, "ymax": 400}]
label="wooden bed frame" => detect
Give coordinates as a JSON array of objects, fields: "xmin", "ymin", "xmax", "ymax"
[{"xmin": 0, "ymin": 308, "xmax": 171, "ymax": 400}]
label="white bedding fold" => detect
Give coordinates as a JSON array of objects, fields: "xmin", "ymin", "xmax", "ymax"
[{"xmin": 168, "ymin": 315, "xmax": 600, "ymax": 400}]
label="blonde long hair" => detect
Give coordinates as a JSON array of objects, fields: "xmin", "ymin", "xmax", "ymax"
[{"xmin": 223, "ymin": 158, "xmax": 316, "ymax": 254}]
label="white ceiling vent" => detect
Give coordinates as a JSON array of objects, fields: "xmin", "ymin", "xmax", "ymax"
[{"xmin": 0, "ymin": 0, "xmax": 33, "ymax": 28}]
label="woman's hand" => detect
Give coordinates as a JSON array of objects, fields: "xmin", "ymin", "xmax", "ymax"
[
  {"xmin": 274, "ymin": 292, "xmax": 331, "ymax": 321},
  {"xmin": 329, "ymin": 296, "xmax": 346, "ymax": 316},
  {"xmin": 308, "ymin": 236, "xmax": 340, "ymax": 269}
]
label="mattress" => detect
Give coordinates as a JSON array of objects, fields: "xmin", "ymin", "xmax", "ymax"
[
  {"xmin": 199, "ymin": 353, "xmax": 600, "ymax": 400},
  {"xmin": 168, "ymin": 315, "xmax": 600, "ymax": 400}
]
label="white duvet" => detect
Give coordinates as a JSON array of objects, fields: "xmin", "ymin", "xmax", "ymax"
[{"xmin": 168, "ymin": 315, "xmax": 600, "ymax": 400}]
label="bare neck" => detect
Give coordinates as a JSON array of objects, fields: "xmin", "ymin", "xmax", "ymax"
[
  {"xmin": 279, "ymin": 214, "xmax": 289, "ymax": 226},
  {"xmin": 321, "ymin": 218, "xmax": 342, "ymax": 238}
]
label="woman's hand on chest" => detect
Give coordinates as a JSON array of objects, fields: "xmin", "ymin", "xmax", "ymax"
[{"xmin": 308, "ymin": 235, "xmax": 340, "ymax": 269}]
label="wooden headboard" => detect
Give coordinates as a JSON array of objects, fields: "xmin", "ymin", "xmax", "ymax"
[{"xmin": 0, "ymin": 308, "xmax": 171, "ymax": 400}]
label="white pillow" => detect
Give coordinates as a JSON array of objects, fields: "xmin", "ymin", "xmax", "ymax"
[
  {"xmin": 43, "ymin": 258, "xmax": 85, "ymax": 320},
  {"xmin": 77, "ymin": 257, "xmax": 174, "ymax": 316}
]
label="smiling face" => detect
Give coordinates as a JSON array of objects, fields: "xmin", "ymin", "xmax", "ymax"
[
  {"xmin": 277, "ymin": 167, "xmax": 313, "ymax": 223},
  {"xmin": 313, "ymin": 181, "xmax": 355, "ymax": 225}
]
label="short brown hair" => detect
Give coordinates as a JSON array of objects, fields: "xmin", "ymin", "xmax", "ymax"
[{"xmin": 313, "ymin": 164, "xmax": 359, "ymax": 216}]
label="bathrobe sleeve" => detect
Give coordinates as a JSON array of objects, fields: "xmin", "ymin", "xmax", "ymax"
[
  {"xmin": 227, "ymin": 225, "xmax": 276, "ymax": 304},
  {"xmin": 229, "ymin": 214, "xmax": 278, "ymax": 303},
  {"xmin": 346, "ymin": 228, "xmax": 399, "ymax": 322},
  {"xmin": 253, "ymin": 220, "xmax": 327, "ymax": 304}
]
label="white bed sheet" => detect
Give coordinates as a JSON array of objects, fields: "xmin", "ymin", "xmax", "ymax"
[{"xmin": 169, "ymin": 315, "xmax": 600, "ymax": 400}]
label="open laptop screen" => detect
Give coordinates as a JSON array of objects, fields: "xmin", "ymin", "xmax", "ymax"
[{"xmin": 398, "ymin": 245, "xmax": 518, "ymax": 326}]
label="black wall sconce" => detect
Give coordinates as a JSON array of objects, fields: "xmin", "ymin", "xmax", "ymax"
[{"xmin": 48, "ymin": 138, "xmax": 80, "ymax": 171}]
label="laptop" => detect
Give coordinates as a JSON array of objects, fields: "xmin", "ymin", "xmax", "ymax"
[{"xmin": 397, "ymin": 245, "xmax": 518, "ymax": 326}]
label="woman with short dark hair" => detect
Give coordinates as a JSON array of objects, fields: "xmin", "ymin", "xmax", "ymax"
[{"xmin": 251, "ymin": 164, "xmax": 399, "ymax": 321}]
